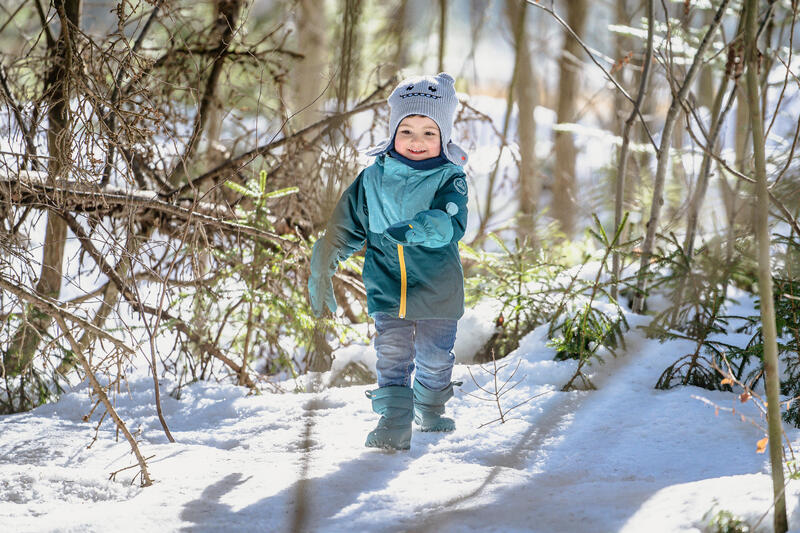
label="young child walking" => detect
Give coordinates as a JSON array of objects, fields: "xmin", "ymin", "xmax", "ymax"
[{"xmin": 308, "ymin": 72, "xmax": 469, "ymax": 450}]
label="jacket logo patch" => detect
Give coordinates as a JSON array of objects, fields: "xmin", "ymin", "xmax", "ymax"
[{"xmin": 454, "ymin": 177, "xmax": 468, "ymax": 196}]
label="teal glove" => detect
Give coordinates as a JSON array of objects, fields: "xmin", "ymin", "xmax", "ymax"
[
  {"xmin": 308, "ymin": 238, "xmax": 338, "ymax": 317},
  {"xmin": 382, "ymin": 208, "xmax": 455, "ymax": 248}
]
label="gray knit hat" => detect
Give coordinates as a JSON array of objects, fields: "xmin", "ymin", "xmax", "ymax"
[{"xmin": 365, "ymin": 72, "xmax": 468, "ymax": 166}]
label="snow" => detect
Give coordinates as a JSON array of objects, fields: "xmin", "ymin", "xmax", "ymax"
[
  {"xmin": 3, "ymin": 292, "xmax": 800, "ymax": 533},
  {"xmin": 4, "ymin": 28, "xmax": 800, "ymax": 533}
]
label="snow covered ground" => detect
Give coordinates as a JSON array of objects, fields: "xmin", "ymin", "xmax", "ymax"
[{"xmin": 2, "ymin": 293, "xmax": 799, "ymax": 533}]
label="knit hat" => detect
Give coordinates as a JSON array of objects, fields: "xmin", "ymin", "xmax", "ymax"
[{"xmin": 365, "ymin": 72, "xmax": 468, "ymax": 166}]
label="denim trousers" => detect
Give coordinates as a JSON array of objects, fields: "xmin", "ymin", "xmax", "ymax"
[{"xmin": 373, "ymin": 312, "xmax": 458, "ymax": 391}]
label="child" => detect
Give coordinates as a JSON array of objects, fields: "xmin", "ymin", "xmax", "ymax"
[{"xmin": 308, "ymin": 72, "xmax": 469, "ymax": 450}]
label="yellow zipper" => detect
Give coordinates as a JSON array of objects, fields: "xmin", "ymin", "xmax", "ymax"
[{"xmin": 397, "ymin": 244, "xmax": 407, "ymax": 318}]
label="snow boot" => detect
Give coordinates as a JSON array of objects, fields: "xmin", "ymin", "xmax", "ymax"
[
  {"xmin": 413, "ymin": 379, "xmax": 461, "ymax": 432},
  {"xmin": 364, "ymin": 386, "xmax": 413, "ymax": 450}
]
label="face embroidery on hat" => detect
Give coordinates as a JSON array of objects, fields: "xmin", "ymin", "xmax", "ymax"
[
  {"xmin": 365, "ymin": 72, "xmax": 466, "ymax": 166},
  {"xmin": 399, "ymin": 82, "xmax": 442, "ymax": 99}
]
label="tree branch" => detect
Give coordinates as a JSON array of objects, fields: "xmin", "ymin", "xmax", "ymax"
[{"xmin": 0, "ymin": 174, "xmax": 290, "ymax": 246}]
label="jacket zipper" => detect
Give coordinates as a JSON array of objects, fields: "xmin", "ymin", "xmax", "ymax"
[{"xmin": 397, "ymin": 244, "xmax": 407, "ymax": 318}]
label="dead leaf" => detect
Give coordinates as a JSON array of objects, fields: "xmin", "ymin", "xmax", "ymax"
[
  {"xmin": 721, "ymin": 377, "xmax": 733, "ymax": 386},
  {"xmin": 757, "ymin": 437, "xmax": 768, "ymax": 454},
  {"xmin": 740, "ymin": 392, "xmax": 751, "ymax": 403}
]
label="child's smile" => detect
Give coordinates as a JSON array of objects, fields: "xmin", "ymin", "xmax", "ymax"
[{"xmin": 393, "ymin": 115, "xmax": 441, "ymax": 161}]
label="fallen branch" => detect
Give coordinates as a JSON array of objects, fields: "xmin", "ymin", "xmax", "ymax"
[
  {"xmin": 0, "ymin": 173, "xmax": 289, "ymax": 246},
  {"xmin": 55, "ymin": 313, "xmax": 153, "ymax": 487}
]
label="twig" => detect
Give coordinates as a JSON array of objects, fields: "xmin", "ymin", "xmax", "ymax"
[
  {"xmin": 54, "ymin": 314, "xmax": 153, "ymax": 487},
  {"xmin": 108, "ymin": 455, "xmax": 156, "ymax": 483},
  {"xmin": 467, "ymin": 351, "xmax": 552, "ymax": 427},
  {"xmin": 164, "ymin": 80, "xmax": 393, "ymax": 200}
]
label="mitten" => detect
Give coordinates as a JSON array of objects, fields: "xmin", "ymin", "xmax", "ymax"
[
  {"xmin": 308, "ymin": 238, "xmax": 338, "ymax": 317},
  {"xmin": 382, "ymin": 206, "xmax": 456, "ymax": 248}
]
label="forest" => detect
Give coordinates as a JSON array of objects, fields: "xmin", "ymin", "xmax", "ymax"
[{"xmin": 1, "ymin": 0, "xmax": 800, "ymax": 531}]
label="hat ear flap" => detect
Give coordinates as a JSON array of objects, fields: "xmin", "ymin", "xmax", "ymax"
[{"xmin": 437, "ymin": 72, "xmax": 455, "ymax": 85}]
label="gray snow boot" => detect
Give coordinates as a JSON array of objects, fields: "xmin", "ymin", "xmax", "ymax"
[
  {"xmin": 413, "ymin": 379, "xmax": 461, "ymax": 432},
  {"xmin": 364, "ymin": 386, "xmax": 413, "ymax": 450}
]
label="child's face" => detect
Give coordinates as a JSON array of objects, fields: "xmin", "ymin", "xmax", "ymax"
[{"xmin": 393, "ymin": 115, "xmax": 441, "ymax": 161}]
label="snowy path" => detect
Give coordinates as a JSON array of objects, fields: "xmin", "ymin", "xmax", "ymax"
[{"xmin": 2, "ymin": 313, "xmax": 799, "ymax": 532}]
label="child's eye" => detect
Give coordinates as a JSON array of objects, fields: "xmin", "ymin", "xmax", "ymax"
[{"xmin": 425, "ymin": 131, "xmax": 436, "ymax": 136}]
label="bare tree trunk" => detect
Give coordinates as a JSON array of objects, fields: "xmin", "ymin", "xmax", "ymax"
[
  {"xmin": 309, "ymin": 0, "xmax": 364, "ymax": 375},
  {"xmin": 506, "ymin": 1, "xmax": 539, "ymax": 242},
  {"xmin": 336, "ymin": 0, "xmax": 362, "ymax": 112},
  {"xmin": 612, "ymin": 0, "xmax": 654, "ymax": 301},
  {"xmin": 386, "ymin": 1, "xmax": 409, "ymax": 72},
  {"xmin": 552, "ymin": 0, "xmax": 587, "ymax": 238},
  {"xmin": 697, "ymin": 8, "xmax": 716, "ymax": 110},
  {"xmin": 57, "ymin": 1, "xmax": 241, "ymax": 376},
  {"xmin": 631, "ymin": 0, "xmax": 730, "ymax": 313},
  {"xmin": 744, "ymin": 0, "xmax": 788, "ymax": 530},
  {"xmin": 5, "ymin": 0, "xmax": 81, "ymax": 375},
  {"xmin": 292, "ymin": 0, "xmax": 330, "ymax": 230},
  {"xmin": 291, "ymin": 0, "xmax": 329, "ymax": 127},
  {"xmin": 667, "ymin": 118, "xmax": 687, "ymax": 223},
  {"xmin": 438, "ymin": 0, "xmax": 447, "ymax": 73},
  {"xmin": 719, "ymin": 81, "xmax": 750, "ymax": 301}
]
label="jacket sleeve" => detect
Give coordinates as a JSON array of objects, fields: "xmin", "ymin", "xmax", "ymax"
[
  {"xmin": 429, "ymin": 172, "xmax": 469, "ymax": 243},
  {"xmin": 323, "ymin": 171, "xmax": 368, "ymax": 263}
]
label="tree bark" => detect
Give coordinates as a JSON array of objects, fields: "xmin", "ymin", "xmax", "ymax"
[
  {"xmin": 336, "ymin": 0, "xmax": 362, "ymax": 112},
  {"xmin": 744, "ymin": 0, "xmax": 788, "ymax": 530},
  {"xmin": 697, "ymin": 8, "xmax": 717, "ymax": 111},
  {"xmin": 631, "ymin": 0, "xmax": 730, "ymax": 313},
  {"xmin": 438, "ymin": 0, "xmax": 447, "ymax": 73},
  {"xmin": 5, "ymin": 0, "xmax": 81, "ymax": 375},
  {"xmin": 552, "ymin": 0, "xmax": 587, "ymax": 238},
  {"xmin": 612, "ymin": 0, "xmax": 654, "ymax": 301},
  {"xmin": 506, "ymin": 1, "xmax": 539, "ymax": 242},
  {"xmin": 291, "ymin": 0, "xmax": 329, "ymax": 128}
]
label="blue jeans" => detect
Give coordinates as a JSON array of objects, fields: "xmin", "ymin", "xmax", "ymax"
[{"xmin": 373, "ymin": 313, "xmax": 457, "ymax": 391}]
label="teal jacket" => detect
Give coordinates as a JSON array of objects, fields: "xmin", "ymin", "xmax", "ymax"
[{"xmin": 318, "ymin": 154, "xmax": 469, "ymax": 320}]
